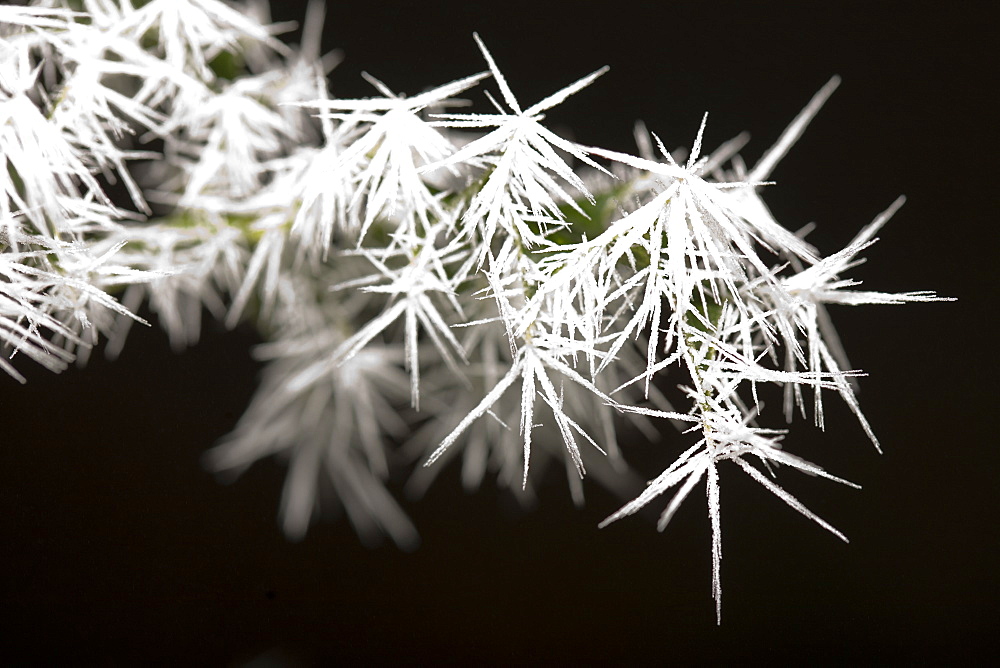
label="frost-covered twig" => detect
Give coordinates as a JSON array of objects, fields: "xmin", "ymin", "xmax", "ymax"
[{"xmin": 0, "ymin": 0, "xmax": 953, "ymax": 622}]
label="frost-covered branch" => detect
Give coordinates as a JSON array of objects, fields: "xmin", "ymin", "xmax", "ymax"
[{"xmin": 0, "ymin": 0, "xmax": 952, "ymax": 622}]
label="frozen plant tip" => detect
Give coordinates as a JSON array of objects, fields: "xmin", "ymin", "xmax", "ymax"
[{"xmin": 1, "ymin": 0, "xmax": 953, "ymax": 623}]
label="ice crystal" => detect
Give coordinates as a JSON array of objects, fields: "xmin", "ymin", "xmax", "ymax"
[{"xmin": 1, "ymin": 0, "xmax": 952, "ymax": 621}]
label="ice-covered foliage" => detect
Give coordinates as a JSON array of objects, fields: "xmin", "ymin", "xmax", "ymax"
[{"xmin": 0, "ymin": 0, "xmax": 951, "ymax": 622}]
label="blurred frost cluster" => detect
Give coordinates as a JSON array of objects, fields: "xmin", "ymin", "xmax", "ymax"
[{"xmin": 0, "ymin": 0, "xmax": 948, "ymax": 620}]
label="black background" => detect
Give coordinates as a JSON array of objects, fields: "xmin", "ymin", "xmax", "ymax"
[{"xmin": 2, "ymin": 0, "xmax": 995, "ymax": 664}]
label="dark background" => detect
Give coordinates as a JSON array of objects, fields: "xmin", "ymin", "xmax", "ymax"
[{"xmin": 2, "ymin": 0, "xmax": 994, "ymax": 664}]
